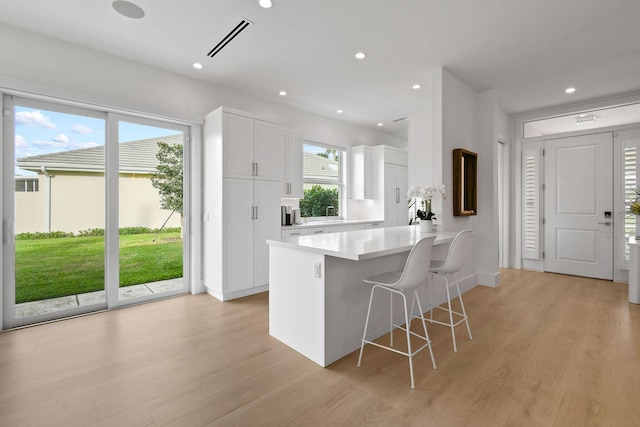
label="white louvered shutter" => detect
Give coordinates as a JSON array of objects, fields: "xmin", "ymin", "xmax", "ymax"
[{"xmin": 522, "ymin": 147, "xmax": 541, "ymax": 260}]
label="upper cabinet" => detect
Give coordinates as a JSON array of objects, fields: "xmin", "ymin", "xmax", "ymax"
[
  {"xmin": 350, "ymin": 145, "xmax": 373, "ymax": 199},
  {"xmin": 222, "ymin": 112, "xmax": 280, "ymax": 181},
  {"xmin": 280, "ymin": 129, "xmax": 304, "ymax": 198}
]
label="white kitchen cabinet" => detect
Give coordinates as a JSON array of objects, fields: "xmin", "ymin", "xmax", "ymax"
[
  {"xmin": 280, "ymin": 130, "xmax": 304, "ymax": 198},
  {"xmin": 364, "ymin": 221, "xmax": 384, "ymax": 229},
  {"xmin": 384, "ymin": 163, "xmax": 409, "ymax": 226},
  {"xmin": 307, "ymin": 227, "xmax": 330, "ymax": 235},
  {"xmin": 370, "ymin": 145, "xmax": 408, "ymax": 227},
  {"xmin": 203, "ymin": 107, "xmax": 283, "ymax": 301},
  {"xmin": 221, "ymin": 178, "xmax": 280, "ymax": 294},
  {"xmin": 350, "ymin": 145, "xmax": 373, "ymax": 199},
  {"xmin": 282, "ymin": 228, "xmax": 309, "ymax": 240},
  {"xmin": 222, "ymin": 111, "xmax": 281, "ymax": 181}
]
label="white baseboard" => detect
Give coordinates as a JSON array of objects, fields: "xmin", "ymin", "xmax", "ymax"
[
  {"xmin": 205, "ymin": 285, "xmax": 269, "ymax": 301},
  {"xmin": 478, "ymin": 271, "xmax": 501, "ymax": 288}
]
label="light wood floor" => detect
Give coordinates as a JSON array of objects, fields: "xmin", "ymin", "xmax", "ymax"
[{"xmin": 1, "ymin": 269, "xmax": 639, "ymax": 426}]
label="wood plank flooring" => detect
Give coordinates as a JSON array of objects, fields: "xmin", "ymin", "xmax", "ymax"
[{"xmin": 1, "ymin": 269, "xmax": 639, "ymax": 426}]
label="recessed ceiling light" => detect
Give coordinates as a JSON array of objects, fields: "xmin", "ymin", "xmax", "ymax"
[
  {"xmin": 337, "ymin": 109, "xmax": 343, "ymax": 114},
  {"xmin": 565, "ymin": 87, "xmax": 576, "ymax": 94},
  {"xmin": 112, "ymin": 1, "xmax": 145, "ymax": 19},
  {"xmin": 354, "ymin": 52, "xmax": 367, "ymax": 60},
  {"xmin": 193, "ymin": 62, "xmax": 203, "ymax": 69},
  {"xmin": 377, "ymin": 123, "xmax": 383, "ymax": 127},
  {"xmin": 412, "ymin": 84, "xmax": 421, "ymax": 90},
  {"xmin": 259, "ymin": 0, "xmax": 273, "ymax": 8},
  {"xmin": 278, "ymin": 91, "xmax": 287, "ymax": 96}
]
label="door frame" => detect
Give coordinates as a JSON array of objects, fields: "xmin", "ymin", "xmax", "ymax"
[{"xmin": 2, "ymin": 94, "xmax": 193, "ymax": 329}]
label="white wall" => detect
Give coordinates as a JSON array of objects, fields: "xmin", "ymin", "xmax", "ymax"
[
  {"xmin": 0, "ymin": 23, "xmax": 404, "ymax": 150},
  {"xmin": 408, "ymin": 68, "xmax": 505, "ymax": 288},
  {"xmin": 408, "ymin": 112, "xmax": 432, "ymax": 187}
]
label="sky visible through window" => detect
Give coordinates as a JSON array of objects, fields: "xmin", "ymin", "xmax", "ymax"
[{"xmin": 14, "ymin": 106, "xmax": 176, "ymax": 175}]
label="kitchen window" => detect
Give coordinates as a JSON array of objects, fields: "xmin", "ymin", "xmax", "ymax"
[{"xmin": 300, "ymin": 143, "xmax": 344, "ymax": 218}]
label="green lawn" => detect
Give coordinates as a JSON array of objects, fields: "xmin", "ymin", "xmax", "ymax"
[{"xmin": 15, "ymin": 233, "xmax": 183, "ymax": 304}]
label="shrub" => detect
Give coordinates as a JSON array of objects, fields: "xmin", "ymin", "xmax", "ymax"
[
  {"xmin": 15, "ymin": 227, "xmax": 182, "ymax": 240},
  {"xmin": 299, "ymin": 185, "xmax": 339, "ymax": 217}
]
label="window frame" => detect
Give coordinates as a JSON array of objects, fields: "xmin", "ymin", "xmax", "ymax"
[{"xmin": 301, "ymin": 141, "xmax": 345, "ymax": 220}]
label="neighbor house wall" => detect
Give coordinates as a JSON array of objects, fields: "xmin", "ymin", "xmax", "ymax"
[
  {"xmin": 15, "ymin": 172, "xmax": 180, "ymax": 234},
  {"xmin": 15, "ymin": 190, "xmax": 46, "ymax": 233}
]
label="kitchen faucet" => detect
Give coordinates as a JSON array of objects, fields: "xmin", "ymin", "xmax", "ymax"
[{"xmin": 326, "ymin": 205, "xmax": 335, "ymax": 221}]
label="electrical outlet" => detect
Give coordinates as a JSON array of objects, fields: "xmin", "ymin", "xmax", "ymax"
[{"xmin": 313, "ymin": 262, "xmax": 322, "ymax": 278}]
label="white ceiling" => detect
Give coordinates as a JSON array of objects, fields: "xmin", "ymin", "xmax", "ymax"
[{"xmin": 2, "ymin": 0, "xmax": 640, "ymax": 139}]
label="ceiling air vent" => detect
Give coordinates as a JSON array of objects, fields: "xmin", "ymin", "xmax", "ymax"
[{"xmin": 207, "ymin": 19, "xmax": 253, "ymax": 58}]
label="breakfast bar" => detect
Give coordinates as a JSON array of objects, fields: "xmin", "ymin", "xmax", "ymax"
[{"xmin": 267, "ymin": 226, "xmax": 455, "ymax": 367}]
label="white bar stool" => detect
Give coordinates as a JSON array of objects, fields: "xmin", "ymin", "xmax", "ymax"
[
  {"xmin": 357, "ymin": 236, "xmax": 437, "ymax": 389},
  {"xmin": 426, "ymin": 229, "xmax": 473, "ymax": 352}
]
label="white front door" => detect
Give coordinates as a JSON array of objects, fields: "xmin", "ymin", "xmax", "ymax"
[{"xmin": 544, "ymin": 132, "xmax": 613, "ymax": 280}]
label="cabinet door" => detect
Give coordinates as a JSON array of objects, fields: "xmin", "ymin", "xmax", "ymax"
[
  {"xmin": 223, "ymin": 178, "xmax": 255, "ymax": 293},
  {"xmin": 350, "ymin": 146, "xmax": 373, "ymax": 199},
  {"xmin": 254, "ymin": 180, "xmax": 281, "ymax": 287},
  {"xmin": 394, "ymin": 165, "xmax": 408, "ymax": 226},
  {"xmin": 287, "ymin": 132, "xmax": 304, "ymax": 198},
  {"xmin": 223, "ymin": 113, "xmax": 255, "ymax": 179},
  {"xmin": 384, "ymin": 164, "xmax": 408, "ymax": 226},
  {"xmin": 254, "ymin": 120, "xmax": 281, "ymax": 181}
]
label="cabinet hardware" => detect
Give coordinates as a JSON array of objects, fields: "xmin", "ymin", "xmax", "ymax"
[
  {"xmin": 255, "ymin": 206, "xmax": 258, "ymax": 219},
  {"xmin": 255, "ymin": 163, "xmax": 259, "ymax": 176}
]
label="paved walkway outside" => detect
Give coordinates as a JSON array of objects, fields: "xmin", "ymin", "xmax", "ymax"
[{"xmin": 15, "ymin": 278, "xmax": 184, "ymax": 318}]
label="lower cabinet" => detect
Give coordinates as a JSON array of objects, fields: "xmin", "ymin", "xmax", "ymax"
[
  {"xmin": 218, "ymin": 178, "xmax": 280, "ymax": 298},
  {"xmin": 281, "ymin": 222, "xmax": 384, "ymax": 240}
]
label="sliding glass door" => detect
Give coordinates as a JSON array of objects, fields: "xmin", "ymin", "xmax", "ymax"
[
  {"xmin": 115, "ymin": 118, "xmax": 187, "ymax": 305},
  {"xmin": 2, "ymin": 96, "xmax": 189, "ymax": 328}
]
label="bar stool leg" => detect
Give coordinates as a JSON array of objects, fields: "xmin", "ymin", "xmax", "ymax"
[
  {"xmin": 400, "ymin": 291, "xmax": 415, "ymax": 389},
  {"xmin": 444, "ymin": 275, "xmax": 457, "ymax": 352},
  {"xmin": 414, "ymin": 289, "xmax": 437, "ymax": 370},
  {"xmin": 390, "ymin": 292, "xmax": 394, "ymax": 347},
  {"xmin": 358, "ymin": 285, "xmax": 378, "ymax": 367},
  {"xmin": 454, "ymin": 273, "xmax": 473, "ymax": 340}
]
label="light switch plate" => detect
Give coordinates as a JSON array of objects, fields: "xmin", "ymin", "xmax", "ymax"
[{"xmin": 313, "ymin": 262, "xmax": 322, "ymax": 278}]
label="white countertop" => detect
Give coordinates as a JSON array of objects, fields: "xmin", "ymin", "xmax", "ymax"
[{"xmin": 267, "ymin": 225, "xmax": 456, "ymax": 261}]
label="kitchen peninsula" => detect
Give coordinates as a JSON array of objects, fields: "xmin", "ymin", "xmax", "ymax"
[{"xmin": 267, "ymin": 226, "xmax": 456, "ymax": 367}]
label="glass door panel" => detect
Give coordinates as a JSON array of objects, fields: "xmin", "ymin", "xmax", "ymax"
[
  {"xmin": 11, "ymin": 100, "xmax": 106, "ymax": 325},
  {"xmin": 117, "ymin": 120, "xmax": 186, "ymax": 304}
]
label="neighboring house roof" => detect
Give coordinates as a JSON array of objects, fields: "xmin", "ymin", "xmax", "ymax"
[
  {"xmin": 304, "ymin": 153, "xmax": 339, "ymax": 181},
  {"xmin": 16, "ymin": 134, "xmax": 183, "ymax": 174}
]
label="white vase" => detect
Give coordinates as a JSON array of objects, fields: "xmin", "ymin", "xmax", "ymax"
[{"xmin": 420, "ymin": 220, "xmax": 433, "ymax": 233}]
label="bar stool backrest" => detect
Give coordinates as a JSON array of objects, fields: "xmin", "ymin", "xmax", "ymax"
[
  {"xmin": 433, "ymin": 230, "xmax": 472, "ymax": 274},
  {"xmin": 393, "ymin": 236, "xmax": 436, "ymax": 290}
]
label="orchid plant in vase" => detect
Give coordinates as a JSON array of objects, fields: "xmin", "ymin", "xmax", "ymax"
[{"xmin": 407, "ymin": 185, "xmax": 446, "ymax": 227}]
